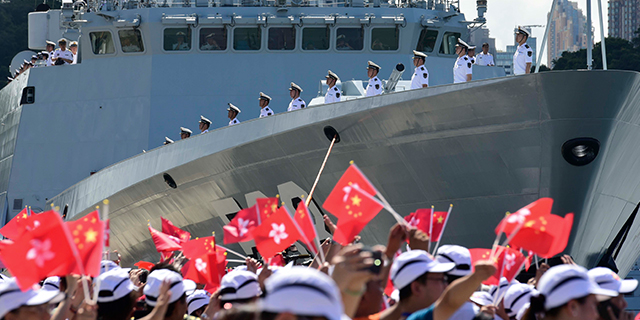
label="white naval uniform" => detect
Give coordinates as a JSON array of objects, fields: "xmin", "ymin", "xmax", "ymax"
[
  {"xmin": 172, "ymin": 42, "xmax": 190, "ymax": 50},
  {"xmin": 260, "ymin": 106, "xmax": 274, "ymax": 118},
  {"xmin": 366, "ymin": 76, "xmax": 383, "ymax": 96},
  {"xmin": 513, "ymin": 43, "xmax": 533, "ymax": 75},
  {"xmin": 72, "ymin": 53, "xmax": 77, "ymax": 64},
  {"xmin": 453, "ymin": 55, "xmax": 473, "ymax": 83},
  {"xmin": 46, "ymin": 51, "xmax": 54, "ymax": 66},
  {"xmin": 201, "ymin": 129, "xmax": 209, "ymax": 134},
  {"xmin": 475, "ymin": 52, "xmax": 495, "ymax": 66},
  {"xmin": 469, "ymin": 56, "xmax": 476, "ymax": 64},
  {"xmin": 200, "ymin": 43, "xmax": 219, "ymax": 50},
  {"xmin": 53, "ymin": 49, "xmax": 74, "ymax": 65},
  {"xmin": 324, "ymin": 86, "xmax": 341, "ymax": 103},
  {"xmin": 410, "ymin": 65, "xmax": 429, "ymax": 89},
  {"xmin": 288, "ymin": 98, "xmax": 306, "ymax": 111},
  {"xmin": 229, "ymin": 118, "xmax": 240, "ymax": 126}
]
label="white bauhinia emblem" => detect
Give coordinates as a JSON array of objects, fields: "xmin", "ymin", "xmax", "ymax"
[
  {"xmin": 26, "ymin": 239, "xmax": 55, "ymax": 267},
  {"xmin": 238, "ymin": 218, "xmax": 250, "ymax": 237},
  {"xmin": 269, "ymin": 223, "xmax": 288, "ymax": 244},
  {"xmin": 409, "ymin": 216, "xmax": 420, "ymax": 227},
  {"xmin": 195, "ymin": 258, "xmax": 207, "ymax": 272},
  {"xmin": 507, "ymin": 208, "xmax": 531, "ymax": 224},
  {"xmin": 504, "ymin": 253, "xmax": 517, "ymax": 271}
]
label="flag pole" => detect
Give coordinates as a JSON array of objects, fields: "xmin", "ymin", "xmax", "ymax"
[
  {"xmin": 428, "ymin": 205, "xmax": 434, "ymax": 252},
  {"xmin": 305, "ymin": 135, "xmax": 337, "ymax": 208},
  {"xmin": 300, "ymin": 198, "xmax": 326, "ymax": 264},
  {"xmin": 287, "ymin": 203, "xmax": 324, "ymax": 264},
  {"xmin": 91, "ymin": 200, "xmax": 109, "ymax": 304},
  {"xmin": 432, "ymin": 204, "xmax": 453, "ymax": 255},
  {"xmin": 216, "ymin": 244, "xmax": 249, "ymax": 260},
  {"xmin": 492, "ymin": 222, "xmax": 524, "ymax": 260},
  {"xmin": 493, "ymin": 258, "xmax": 528, "ymax": 306}
]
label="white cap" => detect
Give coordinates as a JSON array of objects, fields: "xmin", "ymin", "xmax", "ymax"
[
  {"xmin": 516, "ymin": 303, "xmax": 530, "ymax": 320},
  {"xmin": 469, "ymin": 291, "xmax": 494, "ymax": 306},
  {"xmin": 144, "ymin": 269, "xmax": 196, "ymax": 306},
  {"xmin": 187, "ymin": 290, "xmax": 210, "ymax": 315},
  {"xmin": 436, "ymin": 245, "xmax": 472, "ymax": 277},
  {"xmin": 537, "ymin": 265, "xmax": 618, "ymax": 310},
  {"xmin": 504, "ymin": 283, "xmax": 538, "ymax": 318},
  {"xmin": 42, "ymin": 277, "xmax": 61, "ymax": 292},
  {"xmin": 97, "ymin": 268, "xmax": 136, "ymax": 303},
  {"xmin": 227, "ymin": 103, "xmax": 241, "ymax": 113},
  {"xmin": 488, "ymin": 277, "xmax": 513, "ymax": 300},
  {"xmin": 180, "ymin": 127, "xmax": 193, "ymax": 134},
  {"xmin": 588, "ymin": 267, "xmax": 638, "ymax": 294},
  {"xmin": 100, "ymin": 260, "xmax": 120, "ymax": 274},
  {"xmin": 0, "ymin": 278, "xmax": 65, "ymax": 318},
  {"xmin": 199, "ymin": 115, "xmax": 212, "ymax": 125},
  {"xmin": 390, "ymin": 250, "xmax": 455, "ymax": 290},
  {"xmin": 219, "ymin": 270, "xmax": 261, "ymax": 302},
  {"xmin": 260, "ymin": 266, "xmax": 343, "ymax": 320}
]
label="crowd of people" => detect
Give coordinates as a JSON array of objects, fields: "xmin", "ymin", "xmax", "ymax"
[{"xmin": 9, "ymin": 38, "xmax": 78, "ymax": 81}]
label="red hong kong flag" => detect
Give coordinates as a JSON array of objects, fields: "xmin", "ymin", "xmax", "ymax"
[
  {"xmin": 509, "ymin": 213, "xmax": 574, "ymax": 259},
  {"xmin": 66, "ymin": 211, "xmax": 104, "ymax": 277},
  {"xmin": 404, "ymin": 209, "xmax": 432, "ymax": 233},
  {"xmin": 333, "ymin": 187, "xmax": 384, "ymax": 246},
  {"xmin": 294, "ymin": 202, "xmax": 318, "ymax": 253},
  {"xmin": 134, "ymin": 261, "xmax": 155, "ymax": 271},
  {"xmin": 223, "ymin": 205, "xmax": 259, "ymax": 244},
  {"xmin": 496, "ymin": 198, "xmax": 554, "ymax": 236},
  {"xmin": 323, "ymin": 164, "xmax": 379, "ymax": 219},
  {"xmin": 0, "ymin": 208, "xmax": 29, "ymax": 239},
  {"xmin": 252, "ymin": 206, "xmax": 302, "ymax": 258},
  {"xmin": 269, "ymin": 253, "xmax": 286, "ymax": 267},
  {"xmin": 469, "ymin": 246, "xmax": 526, "ymax": 285},
  {"xmin": 1, "ymin": 211, "xmax": 76, "ymax": 290},
  {"xmin": 148, "ymin": 225, "xmax": 182, "ymax": 252},
  {"xmin": 161, "ymin": 217, "xmax": 191, "ymax": 243},
  {"xmin": 182, "ymin": 252, "xmax": 220, "ymax": 286},
  {"xmin": 256, "ymin": 198, "xmax": 279, "ymax": 222}
]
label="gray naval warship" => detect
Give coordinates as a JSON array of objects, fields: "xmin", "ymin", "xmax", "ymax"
[{"xmin": 1, "ymin": 0, "xmax": 640, "ymax": 276}]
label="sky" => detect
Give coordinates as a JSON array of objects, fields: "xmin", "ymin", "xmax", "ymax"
[{"xmin": 458, "ymin": 0, "xmax": 609, "ymax": 59}]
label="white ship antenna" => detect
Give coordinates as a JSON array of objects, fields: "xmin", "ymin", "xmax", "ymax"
[
  {"xmin": 535, "ymin": 0, "xmax": 558, "ymax": 73},
  {"xmin": 586, "ymin": 0, "xmax": 592, "ymax": 70},
  {"xmin": 596, "ymin": 0, "xmax": 608, "ymax": 70}
]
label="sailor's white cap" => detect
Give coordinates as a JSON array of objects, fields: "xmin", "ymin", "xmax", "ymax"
[
  {"xmin": 144, "ymin": 269, "xmax": 196, "ymax": 306},
  {"xmin": 176, "ymin": 31, "xmax": 186, "ymax": 36},
  {"xmin": 289, "ymin": 82, "xmax": 303, "ymax": 92},
  {"xmin": 31, "ymin": 55, "xmax": 38, "ymax": 60},
  {"xmin": 199, "ymin": 115, "xmax": 212, "ymax": 124},
  {"xmin": 70, "ymin": 41, "xmax": 78, "ymax": 47},
  {"xmin": 58, "ymin": 38, "xmax": 67, "ymax": 44},
  {"xmin": 180, "ymin": 127, "xmax": 193, "ymax": 134},
  {"xmin": 187, "ymin": 290, "xmax": 210, "ymax": 315},
  {"xmin": 46, "ymin": 40, "xmax": 56, "ymax": 46},
  {"xmin": 469, "ymin": 291, "xmax": 494, "ymax": 306},
  {"xmin": 42, "ymin": 277, "xmax": 61, "ymax": 292},
  {"xmin": 96, "ymin": 268, "xmax": 136, "ymax": 303},
  {"xmin": 516, "ymin": 26, "xmax": 530, "ymax": 37},
  {"xmin": 227, "ymin": 103, "xmax": 241, "ymax": 113},
  {"xmin": 40, "ymin": 51, "xmax": 49, "ymax": 56},
  {"xmin": 456, "ymin": 38, "xmax": 470, "ymax": 49},
  {"xmin": 219, "ymin": 270, "xmax": 261, "ymax": 302},
  {"xmin": 412, "ymin": 50, "xmax": 427, "ymax": 59},
  {"xmin": 259, "ymin": 92, "xmax": 272, "ymax": 101},
  {"xmin": 390, "ymin": 250, "xmax": 455, "ymax": 290},
  {"xmin": 536, "ymin": 265, "xmax": 617, "ymax": 310},
  {"xmin": 504, "ymin": 283, "xmax": 538, "ymax": 318},
  {"xmin": 0, "ymin": 278, "xmax": 65, "ymax": 319},
  {"xmin": 436, "ymin": 245, "xmax": 472, "ymax": 277},
  {"xmin": 164, "ymin": 137, "xmax": 174, "ymax": 144},
  {"xmin": 468, "ymin": 45, "xmax": 476, "ymax": 50},
  {"xmin": 326, "ymin": 70, "xmax": 340, "ymax": 81},
  {"xmin": 588, "ymin": 267, "xmax": 638, "ymax": 294},
  {"xmin": 205, "ymin": 33, "xmax": 215, "ymax": 39},
  {"xmin": 367, "ymin": 60, "xmax": 381, "ymax": 70},
  {"xmin": 260, "ymin": 266, "xmax": 344, "ymax": 320}
]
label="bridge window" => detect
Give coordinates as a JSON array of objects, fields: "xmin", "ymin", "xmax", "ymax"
[
  {"xmin": 199, "ymin": 28, "xmax": 227, "ymax": 51},
  {"xmin": 89, "ymin": 31, "xmax": 115, "ymax": 55},
  {"xmin": 302, "ymin": 27, "xmax": 330, "ymax": 50},
  {"xmin": 440, "ymin": 31, "xmax": 461, "ymax": 55},
  {"xmin": 234, "ymin": 27, "xmax": 261, "ymax": 50},
  {"xmin": 164, "ymin": 28, "xmax": 191, "ymax": 51},
  {"xmin": 371, "ymin": 28, "xmax": 399, "ymax": 51},
  {"xmin": 118, "ymin": 29, "xmax": 144, "ymax": 53},
  {"xmin": 336, "ymin": 28, "xmax": 363, "ymax": 51},
  {"xmin": 268, "ymin": 27, "xmax": 296, "ymax": 50},
  {"xmin": 416, "ymin": 29, "xmax": 438, "ymax": 52}
]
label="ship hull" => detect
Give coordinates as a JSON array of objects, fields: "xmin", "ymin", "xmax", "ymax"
[{"xmin": 49, "ymin": 70, "xmax": 640, "ymax": 275}]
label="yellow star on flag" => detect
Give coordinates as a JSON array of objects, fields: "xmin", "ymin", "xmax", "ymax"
[
  {"xmin": 84, "ymin": 228, "xmax": 98, "ymax": 243},
  {"xmin": 351, "ymin": 195, "xmax": 362, "ymax": 206},
  {"xmin": 437, "ymin": 216, "xmax": 444, "ymax": 223}
]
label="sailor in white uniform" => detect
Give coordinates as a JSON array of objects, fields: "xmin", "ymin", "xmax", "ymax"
[
  {"xmin": 199, "ymin": 115, "xmax": 211, "ymax": 134},
  {"xmin": 324, "ymin": 70, "xmax": 341, "ymax": 103},
  {"xmin": 410, "ymin": 50, "xmax": 429, "ymax": 89},
  {"xmin": 258, "ymin": 92, "xmax": 274, "ymax": 118},
  {"xmin": 69, "ymin": 41, "xmax": 78, "ymax": 64},
  {"xmin": 164, "ymin": 137, "xmax": 174, "ymax": 145},
  {"xmin": 180, "ymin": 127, "xmax": 192, "ymax": 139},
  {"xmin": 453, "ymin": 39, "xmax": 473, "ymax": 83},
  {"xmin": 475, "ymin": 43, "xmax": 495, "ymax": 66},
  {"xmin": 467, "ymin": 45, "xmax": 476, "ymax": 64},
  {"xmin": 227, "ymin": 103, "xmax": 241, "ymax": 126},
  {"xmin": 200, "ymin": 33, "xmax": 220, "ymax": 50},
  {"xmin": 365, "ymin": 61, "xmax": 383, "ymax": 97},
  {"xmin": 287, "ymin": 82, "xmax": 306, "ymax": 111},
  {"xmin": 45, "ymin": 41, "xmax": 55, "ymax": 66},
  {"xmin": 172, "ymin": 32, "xmax": 190, "ymax": 51},
  {"xmin": 513, "ymin": 26, "xmax": 533, "ymax": 75},
  {"xmin": 52, "ymin": 38, "xmax": 74, "ymax": 65}
]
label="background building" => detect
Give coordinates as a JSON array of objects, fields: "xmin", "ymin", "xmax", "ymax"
[
  {"xmin": 609, "ymin": 0, "xmax": 640, "ymax": 41},
  {"xmin": 470, "ymin": 26, "xmax": 497, "ymax": 57},
  {"xmin": 548, "ymin": 0, "xmax": 588, "ymax": 66},
  {"xmin": 495, "ymin": 27, "xmax": 537, "ymax": 75}
]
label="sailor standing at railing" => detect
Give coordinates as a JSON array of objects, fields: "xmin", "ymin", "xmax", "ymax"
[
  {"xmin": 45, "ymin": 41, "xmax": 55, "ymax": 66},
  {"xmin": 453, "ymin": 39, "xmax": 473, "ymax": 83},
  {"xmin": 199, "ymin": 116, "xmax": 211, "ymax": 134},
  {"xmin": 52, "ymin": 38, "xmax": 74, "ymax": 66},
  {"xmin": 475, "ymin": 43, "xmax": 495, "ymax": 66},
  {"xmin": 365, "ymin": 61, "xmax": 383, "ymax": 97},
  {"xmin": 259, "ymin": 92, "xmax": 274, "ymax": 118},
  {"xmin": 410, "ymin": 51, "xmax": 429, "ymax": 89},
  {"xmin": 324, "ymin": 71, "xmax": 341, "ymax": 103},
  {"xmin": 467, "ymin": 45, "xmax": 476, "ymax": 64},
  {"xmin": 513, "ymin": 26, "xmax": 533, "ymax": 75},
  {"xmin": 288, "ymin": 83, "xmax": 306, "ymax": 111},
  {"xmin": 180, "ymin": 127, "xmax": 192, "ymax": 139},
  {"xmin": 228, "ymin": 103, "xmax": 241, "ymax": 126}
]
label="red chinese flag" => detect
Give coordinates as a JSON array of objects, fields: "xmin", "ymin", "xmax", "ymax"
[
  {"xmin": 182, "ymin": 236, "xmax": 217, "ymax": 259},
  {"xmin": 469, "ymin": 246, "xmax": 526, "ymax": 285},
  {"xmin": 66, "ymin": 211, "xmax": 104, "ymax": 277},
  {"xmin": 161, "ymin": 217, "xmax": 191, "ymax": 243},
  {"xmin": 105, "ymin": 219, "xmax": 110, "ymax": 247},
  {"xmin": 294, "ymin": 202, "xmax": 317, "ymax": 253},
  {"xmin": 509, "ymin": 213, "xmax": 574, "ymax": 259},
  {"xmin": 269, "ymin": 253, "xmax": 286, "ymax": 267},
  {"xmin": 404, "ymin": 209, "xmax": 433, "ymax": 233},
  {"xmin": 1, "ymin": 211, "xmax": 76, "ymax": 290},
  {"xmin": 148, "ymin": 225, "xmax": 182, "ymax": 252},
  {"xmin": 223, "ymin": 205, "xmax": 259, "ymax": 244},
  {"xmin": 333, "ymin": 188, "xmax": 384, "ymax": 246},
  {"xmin": 0, "ymin": 208, "xmax": 29, "ymax": 239},
  {"xmin": 496, "ymin": 198, "xmax": 553, "ymax": 236},
  {"xmin": 251, "ymin": 207, "xmax": 302, "ymax": 258},
  {"xmin": 323, "ymin": 164, "xmax": 378, "ymax": 219},
  {"xmin": 134, "ymin": 261, "xmax": 155, "ymax": 270},
  {"xmin": 256, "ymin": 198, "xmax": 279, "ymax": 222},
  {"xmin": 430, "ymin": 211, "xmax": 449, "ymax": 242}
]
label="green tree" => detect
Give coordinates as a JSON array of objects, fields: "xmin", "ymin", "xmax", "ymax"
[{"xmin": 552, "ymin": 37, "xmax": 640, "ymax": 72}]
